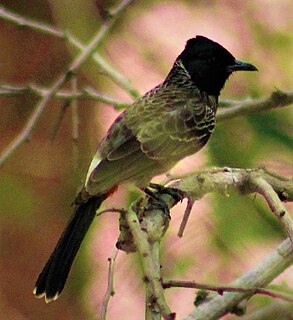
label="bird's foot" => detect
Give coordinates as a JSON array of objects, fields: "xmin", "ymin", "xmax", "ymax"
[
  {"xmin": 148, "ymin": 183, "xmax": 187, "ymax": 203},
  {"xmin": 148, "ymin": 183, "xmax": 194, "ymax": 237},
  {"xmin": 143, "ymin": 186, "xmax": 171, "ymax": 218}
]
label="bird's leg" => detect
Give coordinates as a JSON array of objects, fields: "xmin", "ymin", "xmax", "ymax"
[
  {"xmin": 148, "ymin": 183, "xmax": 195, "ymax": 237},
  {"xmin": 143, "ymin": 186, "xmax": 171, "ymax": 218},
  {"xmin": 149, "ymin": 183, "xmax": 186, "ymax": 203}
]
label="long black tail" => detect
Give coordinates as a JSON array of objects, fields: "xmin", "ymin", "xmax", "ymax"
[{"xmin": 33, "ymin": 193, "xmax": 108, "ymax": 303}]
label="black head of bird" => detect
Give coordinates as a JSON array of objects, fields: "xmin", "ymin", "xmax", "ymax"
[{"xmin": 177, "ymin": 35, "xmax": 258, "ymax": 96}]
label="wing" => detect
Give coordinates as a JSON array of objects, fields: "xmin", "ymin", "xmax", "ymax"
[
  {"xmin": 85, "ymin": 111, "xmax": 150, "ymax": 193},
  {"xmin": 98, "ymin": 111, "xmax": 140, "ymax": 160},
  {"xmin": 125, "ymin": 84, "xmax": 217, "ymax": 161},
  {"xmin": 85, "ymin": 107, "xmax": 169, "ymax": 194},
  {"xmin": 85, "ymin": 83, "xmax": 217, "ymax": 194}
]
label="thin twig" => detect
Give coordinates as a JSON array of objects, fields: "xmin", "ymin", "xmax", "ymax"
[
  {"xmin": 218, "ymin": 90, "xmax": 293, "ymax": 120},
  {"xmin": 0, "ymin": 5, "xmax": 139, "ymax": 98},
  {"xmin": 177, "ymin": 196, "xmax": 194, "ymax": 237},
  {"xmin": 50, "ymin": 100, "xmax": 71, "ymax": 141},
  {"xmin": 71, "ymin": 78, "xmax": 79, "ymax": 169},
  {"xmin": 163, "ymin": 280, "xmax": 293, "ymax": 303},
  {"xmin": 101, "ymin": 248, "xmax": 119, "ymax": 320},
  {"xmin": 0, "ymin": 84, "xmax": 129, "ymax": 109},
  {"xmin": 0, "ymin": 5, "xmax": 64, "ymax": 37},
  {"xmin": 183, "ymin": 238, "xmax": 293, "ymax": 320},
  {"xmin": 0, "ymin": 0, "xmax": 133, "ymax": 168},
  {"xmin": 84, "ymin": 86, "xmax": 129, "ymax": 109}
]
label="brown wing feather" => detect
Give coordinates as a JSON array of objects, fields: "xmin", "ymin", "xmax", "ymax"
[{"xmin": 126, "ymin": 84, "xmax": 216, "ymax": 161}]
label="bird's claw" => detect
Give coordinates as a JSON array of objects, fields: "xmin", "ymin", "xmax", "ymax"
[{"xmin": 148, "ymin": 183, "xmax": 186, "ymax": 204}]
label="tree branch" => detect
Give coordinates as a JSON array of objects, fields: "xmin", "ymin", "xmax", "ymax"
[
  {"xmin": 101, "ymin": 248, "xmax": 119, "ymax": 320},
  {"xmin": 0, "ymin": 0, "xmax": 133, "ymax": 168},
  {"xmin": 249, "ymin": 175, "xmax": 293, "ymax": 242},
  {"xmin": 124, "ymin": 204, "xmax": 175, "ymax": 320},
  {"xmin": 172, "ymin": 168, "xmax": 293, "ymax": 242},
  {"xmin": 183, "ymin": 238, "xmax": 293, "ymax": 320},
  {"xmin": 163, "ymin": 280, "xmax": 293, "ymax": 303},
  {"xmin": 119, "ymin": 167, "xmax": 292, "ymax": 319},
  {"xmin": 0, "ymin": 84, "xmax": 128, "ymax": 109},
  {"xmin": 0, "ymin": 4, "xmax": 139, "ymax": 98},
  {"xmin": 70, "ymin": 78, "xmax": 79, "ymax": 169},
  {"xmin": 218, "ymin": 90, "xmax": 293, "ymax": 120},
  {"xmin": 1, "ymin": 83, "xmax": 292, "ymax": 115},
  {"xmin": 170, "ymin": 168, "xmax": 292, "ymax": 318}
]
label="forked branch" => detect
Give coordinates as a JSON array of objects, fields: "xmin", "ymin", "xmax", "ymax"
[{"xmin": 120, "ymin": 167, "xmax": 292, "ymax": 319}]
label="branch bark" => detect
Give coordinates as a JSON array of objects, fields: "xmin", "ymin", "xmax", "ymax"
[
  {"xmin": 125, "ymin": 204, "xmax": 175, "ymax": 320},
  {"xmin": 172, "ymin": 168, "xmax": 293, "ymax": 242}
]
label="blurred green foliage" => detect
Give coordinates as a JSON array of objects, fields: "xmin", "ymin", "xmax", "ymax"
[
  {"xmin": 249, "ymin": 112, "xmax": 293, "ymax": 151},
  {"xmin": 0, "ymin": 173, "xmax": 36, "ymax": 222}
]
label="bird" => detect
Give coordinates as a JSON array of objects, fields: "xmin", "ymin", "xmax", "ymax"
[{"xmin": 33, "ymin": 35, "xmax": 257, "ymax": 303}]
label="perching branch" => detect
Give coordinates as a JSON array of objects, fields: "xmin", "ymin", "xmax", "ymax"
[
  {"xmin": 250, "ymin": 175, "xmax": 293, "ymax": 242},
  {"xmin": 119, "ymin": 167, "xmax": 292, "ymax": 319},
  {"xmin": 171, "ymin": 168, "xmax": 293, "ymax": 242},
  {"xmin": 0, "ymin": 0, "xmax": 133, "ymax": 168}
]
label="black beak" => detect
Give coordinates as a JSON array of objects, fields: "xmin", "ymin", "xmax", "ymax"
[{"xmin": 227, "ymin": 60, "xmax": 258, "ymax": 73}]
